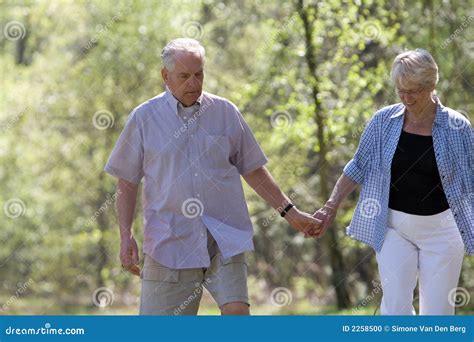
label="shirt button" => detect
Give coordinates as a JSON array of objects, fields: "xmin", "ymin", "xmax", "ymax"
[
  {"xmin": 183, "ymin": 116, "xmax": 187, "ymax": 120},
  {"xmin": 190, "ymin": 134, "xmax": 194, "ymax": 138},
  {"xmin": 196, "ymin": 194, "xmax": 200, "ymax": 197},
  {"xmin": 194, "ymin": 173, "xmax": 198, "ymax": 177}
]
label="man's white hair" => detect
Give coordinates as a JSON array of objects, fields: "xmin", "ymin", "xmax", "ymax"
[
  {"xmin": 390, "ymin": 48, "xmax": 439, "ymax": 89},
  {"xmin": 161, "ymin": 38, "xmax": 205, "ymax": 72}
]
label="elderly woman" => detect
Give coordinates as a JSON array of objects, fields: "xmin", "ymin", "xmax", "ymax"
[{"xmin": 313, "ymin": 49, "xmax": 473, "ymax": 315}]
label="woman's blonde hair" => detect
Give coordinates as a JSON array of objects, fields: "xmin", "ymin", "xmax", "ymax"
[{"xmin": 390, "ymin": 49, "xmax": 439, "ymax": 90}]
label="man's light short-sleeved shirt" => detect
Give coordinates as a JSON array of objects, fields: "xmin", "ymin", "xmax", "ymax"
[{"xmin": 104, "ymin": 89, "xmax": 268, "ymax": 269}]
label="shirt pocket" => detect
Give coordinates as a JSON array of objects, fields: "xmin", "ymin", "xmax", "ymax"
[{"xmin": 203, "ymin": 135, "xmax": 236, "ymax": 176}]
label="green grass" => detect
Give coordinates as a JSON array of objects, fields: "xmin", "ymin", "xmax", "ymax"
[{"xmin": 1, "ymin": 294, "xmax": 472, "ymax": 316}]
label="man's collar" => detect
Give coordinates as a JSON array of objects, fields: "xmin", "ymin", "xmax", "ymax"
[{"xmin": 165, "ymin": 86, "xmax": 203, "ymax": 113}]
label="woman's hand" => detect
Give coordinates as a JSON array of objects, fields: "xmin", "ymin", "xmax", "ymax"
[
  {"xmin": 284, "ymin": 206, "xmax": 323, "ymax": 237},
  {"xmin": 311, "ymin": 204, "xmax": 338, "ymax": 238}
]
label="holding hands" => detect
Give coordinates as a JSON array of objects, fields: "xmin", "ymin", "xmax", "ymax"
[
  {"xmin": 283, "ymin": 202, "xmax": 338, "ymax": 239},
  {"xmin": 310, "ymin": 203, "xmax": 338, "ymax": 238},
  {"xmin": 304, "ymin": 174, "xmax": 358, "ymax": 238},
  {"xmin": 283, "ymin": 206, "xmax": 324, "ymax": 236}
]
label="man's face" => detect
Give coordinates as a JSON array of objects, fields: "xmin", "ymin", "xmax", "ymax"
[{"xmin": 161, "ymin": 51, "xmax": 204, "ymax": 107}]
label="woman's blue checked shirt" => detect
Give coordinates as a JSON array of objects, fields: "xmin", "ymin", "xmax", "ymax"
[{"xmin": 343, "ymin": 99, "xmax": 473, "ymax": 255}]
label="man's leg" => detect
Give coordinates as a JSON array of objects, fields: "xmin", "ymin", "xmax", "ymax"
[
  {"xmin": 220, "ymin": 302, "xmax": 250, "ymax": 315},
  {"xmin": 204, "ymin": 253, "xmax": 250, "ymax": 315},
  {"xmin": 139, "ymin": 254, "xmax": 204, "ymax": 315}
]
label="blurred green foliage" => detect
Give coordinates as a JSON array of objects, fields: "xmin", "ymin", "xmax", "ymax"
[{"xmin": 1, "ymin": 0, "xmax": 472, "ymax": 314}]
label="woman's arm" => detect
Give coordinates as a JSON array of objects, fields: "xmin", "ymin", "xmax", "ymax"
[
  {"xmin": 311, "ymin": 173, "xmax": 359, "ymax": 237},
  {"xmin": 326, "ymin": 173, "xmax": 359, "ymax": 209}
]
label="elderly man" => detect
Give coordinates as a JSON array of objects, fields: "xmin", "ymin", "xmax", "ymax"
[{"xmin": 104, "ymin": 38, "xmax": 321, "ymax": 315}]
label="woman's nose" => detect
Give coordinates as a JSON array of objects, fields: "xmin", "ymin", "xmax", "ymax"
[{"xmin": 400, "ymin": 94, "xmax": 413, "ymax": 102}]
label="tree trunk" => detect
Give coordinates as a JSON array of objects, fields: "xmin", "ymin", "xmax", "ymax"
[{"xmin": 296, "ymin": 0, "xmax": 352, "ymax": 309}]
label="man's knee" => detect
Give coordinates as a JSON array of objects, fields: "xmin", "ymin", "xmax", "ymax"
[{"xmin": 220, "ymin": 301, "xmax": 250, "ymax": 315}]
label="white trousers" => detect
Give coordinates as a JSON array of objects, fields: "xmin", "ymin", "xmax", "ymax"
[{"xmin": 376, "ymin": 208, "xmax": 465, "ymax": 315}]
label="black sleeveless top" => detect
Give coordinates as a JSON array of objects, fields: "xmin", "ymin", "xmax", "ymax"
[{"xmin": 389, "ymin": 130, "xmax": 449, "ymax": 215}]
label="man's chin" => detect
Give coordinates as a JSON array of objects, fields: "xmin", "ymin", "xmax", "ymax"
[{"xmin": 182, "ymin": 94, "xmax": 200, "ymax": 106}]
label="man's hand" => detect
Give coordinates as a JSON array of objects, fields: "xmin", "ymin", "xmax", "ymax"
[
  {"xmin": 284, "ymin": 207, "xmax": 323, "ymax": 236},
  {"xmin": 309, "ymin": 204, "xmax": 338, "ymax": 238},
  {"xmin": 120, "ymin": 235, "xmax": 141, "ymax": 276}
]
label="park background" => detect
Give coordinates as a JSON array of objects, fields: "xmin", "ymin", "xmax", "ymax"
[{"xmin": 1, "ymin": 0, "xmax": 473, "ymax": 315}]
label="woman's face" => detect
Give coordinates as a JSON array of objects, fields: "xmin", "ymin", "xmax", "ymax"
[{"xmin": 396, "ymin": 80, "xmax": 435, "ymax": 114}]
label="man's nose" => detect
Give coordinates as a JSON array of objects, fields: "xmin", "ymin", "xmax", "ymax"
[{"xmin": 188, "ymin": 75, "xmax": 200, "ymax": 88}]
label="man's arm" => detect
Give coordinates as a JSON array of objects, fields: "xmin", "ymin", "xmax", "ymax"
[
  {"xmin": 242, "ymin": 166, "xmax": 322, "ymax": 235},
  {"xmin": 116, "ymin": 178, "xmax": 141, "ymax": 276}
]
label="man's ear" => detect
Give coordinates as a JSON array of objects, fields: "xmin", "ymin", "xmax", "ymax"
[{"xmin": 161, "ymin": 68, "xmax": 168, "ymax": 83}]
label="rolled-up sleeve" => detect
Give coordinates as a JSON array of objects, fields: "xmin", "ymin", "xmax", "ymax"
[
  {"xmin": 343, "ymin": 115, "xmax": 377, "ymax": 184},
  {"xmin": 104, "ymin": 109, "xmax": 144, "ymax": 184},
  {"xmin": 229, "ymin": 106, "xmax": 268, "ymax": 176}
]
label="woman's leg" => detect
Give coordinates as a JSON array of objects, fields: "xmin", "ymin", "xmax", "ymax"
[
  {"xmin": 376, "ymin": 226, "xmax": 419, "ymax": 315},
  {"xmin": 417, "ymin": 214, "xmax": 465, "ymax": 315}
]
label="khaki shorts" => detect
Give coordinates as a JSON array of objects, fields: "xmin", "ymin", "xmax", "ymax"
[{"xmin": 139, "ymin": 234, "xmax": 249, "ymax": 315}]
